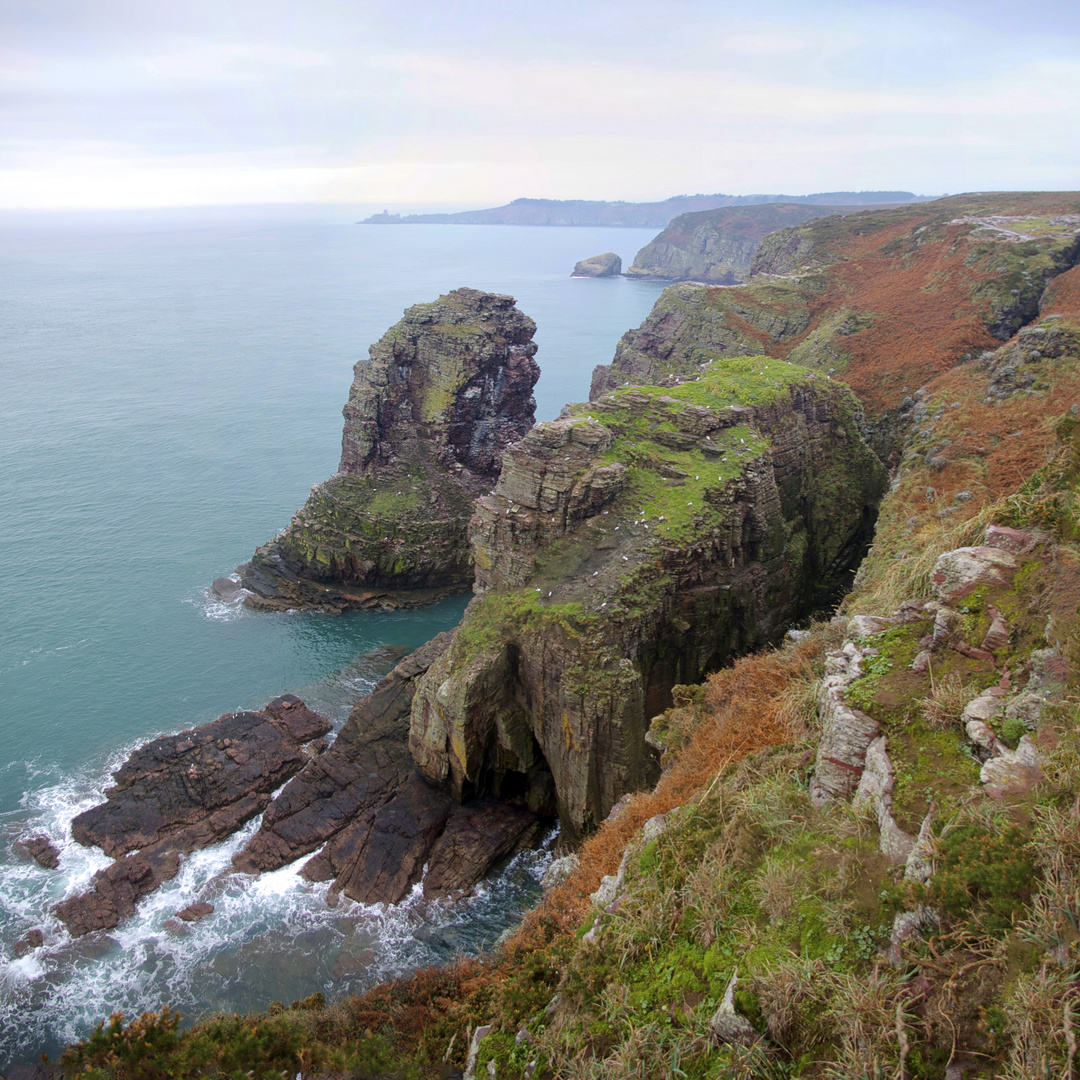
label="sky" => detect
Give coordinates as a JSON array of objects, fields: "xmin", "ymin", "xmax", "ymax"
[{"xmin": 1, "ymin": 0, "xmax": 1079, "ymax": 210}]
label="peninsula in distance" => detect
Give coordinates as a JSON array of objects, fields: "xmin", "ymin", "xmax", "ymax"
[{"xmin": 359, "ymin": 189, "xmax": 933, "ymax": 228}]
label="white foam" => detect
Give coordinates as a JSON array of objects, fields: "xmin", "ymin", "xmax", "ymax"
[{"xmin": 1, "ymin": 730, "xmax": 557, "ymax": 1068}]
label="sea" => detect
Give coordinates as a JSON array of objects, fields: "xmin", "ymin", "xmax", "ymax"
[{"xmin": 0, "ymin": 203, "xmax": 666, "ymax": 1067}]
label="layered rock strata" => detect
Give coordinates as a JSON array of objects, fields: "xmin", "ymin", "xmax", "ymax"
[
  {"xmin": 409, "ymin": 356, "xmax": 887, "ymax": 837},
  {"xmin": 58, "ymin": 695, "xmax": 331, "ymax": 936},
  {"xmin": 234, "ymin": 635, "xmax": 544, "ymax": 905},
  {"xmin": 238, "ymin": 288, "xmax": 539, "ymax": 612},
  {"xmin": 625, "ymin": 203, "xmax": 838, "ymax": 284}
]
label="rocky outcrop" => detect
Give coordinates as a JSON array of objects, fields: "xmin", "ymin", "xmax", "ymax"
[
  {"xmin": 589, "ymin": 280, "xmax": 812, "ymax": 400},
  {"xmin": 237, "ymin": 288, "xmax": 540, "ymax": 612},
  {"xmin": 626, "ymin": 203, "xmax": 838, "ymax": 285},
  {"xmin": 234, "ymin": 637, "xmax": 450, "ymax": 875},
  {"xmin": 14, "ymin": 836, "xmax": 59, "ymax": 870},
  {"xmin": 572, "ymin": 252, "xmax": 621, "ymax": 278},
  {"xmin": 594, "ymin": 193, "xmax": 1080, "ymax": 425},
  {"xmin": 71, "ymin": 696, "xmax": 331, "ymax": 858},
  {"xmin": 56, "ymin": 695, "xmax": 330, "ymax": 937},
  {"xmin": 234, "ymin": 634, "xmax": 542, "ymax": 906},
  {"xmin": 409, "ymin": 357, "xmax": 886, "ymax": 837}
]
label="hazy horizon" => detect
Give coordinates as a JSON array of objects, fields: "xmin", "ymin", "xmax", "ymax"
[{"xmin": 2, "ymin": 0, "xmax": 1078, "ymax": 210}]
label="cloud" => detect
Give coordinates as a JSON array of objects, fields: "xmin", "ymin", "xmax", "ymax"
[{"xmin": 1, "ymin": 0, "xmax": 1078, "ymax": 207}]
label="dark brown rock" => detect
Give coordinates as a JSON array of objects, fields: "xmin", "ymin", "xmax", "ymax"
[
  {"xmin": 234, "ymin": 636, "xmax": 451, "ymax": 874},
  {"xmin": 13, "ymin": 928, "xmax": 44, "ymax": 957},
  {"xmin": 54, "ymin": 846, "xmax": 180, "ymax": 937},
  {"xmin": 14, "ymin": 836, "xmax": 59, "ymax": 870},
  {"xmin": 71, "ymin": 695, "xmax": 330, "ymax": 859},
  {"xmin": 175, "ymin": 901, "xmax": 214, "ymax": 922},
  {"xmin": 329, "ymin": 773, "xmax": 454, "ymax": 905},
  {"xmin": 423, "ymin": 801, "xmax": 541, "ymax": 898}
]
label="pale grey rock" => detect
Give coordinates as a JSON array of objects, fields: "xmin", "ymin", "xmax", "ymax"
[
  {"xmin": 709, "ymin": 972, "xmax": 758, "ymax": 1046},
  {"xmin": 853, "ymin": 736, "xmax": 914, "ymax": 863},
  {"xmin": 540, "ymin": 854, "xmax": 579, "ymax": 891},
  {"xmin": 931, "ymin": 546, "xmax": 1019, "ymax": 603},
  {"xmin": 572, "ymin": 252, "xmax": 622, "ymax": 278}
]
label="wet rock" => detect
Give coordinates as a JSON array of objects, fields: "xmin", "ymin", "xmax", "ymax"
[
  {"xmin": 175, "ymin": 901, "xmax": 214, "ymax": 922},
  {"xmin": 235, "ymin": 636, "xmax": 450, "ymax": 875},
  {"xmin": 572, "ymin": 252, "xmax": 622, "ymax": 277},
  {"xmin": 55, "ymin": 846, "xmax": 180, "ymax": 938},
  {"xmin": 931, "ymin": 545, "xmax": 1019, "ymax": 603},
  {"xmin": 13, "ymin": 928, "xmax": 44, "ymax": 957},
  {"xmin": 423, "ymin": 801, "xmax": 541, "ymax": 898},
  {"xmin": 210, "ymin": 576, "xmax": 245, "ymax": 601},
  {"xmin": 328, "ymin": 773, "xmax": 454, "ymax": 905},
  {"xmin": 71, "ymin": 695, "xmax": 331, "ymax": 859},
  {"xmin": 14, "ymin": 835, "xmax": 59, "ymax": 870},
  {"xmin": 239, "ymin": 289, "xmax": 540, "ymax": 609}
]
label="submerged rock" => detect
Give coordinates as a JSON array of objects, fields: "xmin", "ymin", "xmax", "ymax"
[
  {"xmin": 13, "ymin": 929, "xmax": 45, "ymax": 957},
  {"xmin": 572, "ymin": 252, "xmax": 621, "ymax": 278},
  {"xmin": 238, "ymin": 288, "xmax": 540, "ymax": 612},
  {"xmin": 175, "ymin": 901, "xmax": 214, "ymax": 922}
]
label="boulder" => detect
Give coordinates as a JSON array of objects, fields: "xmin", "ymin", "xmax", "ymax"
[
  {"xmin": 14, "ymin": 835, "xmax": 59, "ymax": 870},
  {"xmin": 931, "ymin": 546, "xmax": 1019, "ymax": 603},
  {"xmin": 239, "ymin": 289, "xmax": 540, "ymax": 610},
  {"xmin": 572, "ymin": 252, "xmax": 622, "ymax": 278},
  {"xmin": 175, "ymin": 901, "xmax": 214, "ymax": 922}
]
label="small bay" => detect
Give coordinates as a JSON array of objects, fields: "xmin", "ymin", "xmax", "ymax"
[{"xmin": 0, "ymin": 205, "xmax": 664, "ymax": 1066}]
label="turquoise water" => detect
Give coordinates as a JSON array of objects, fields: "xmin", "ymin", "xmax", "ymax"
[{"xmin": 0, "ymin": 205, "xmax": 665, "ymax": 1065}]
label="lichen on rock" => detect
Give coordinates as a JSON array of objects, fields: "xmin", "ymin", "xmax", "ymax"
[{"xmin": 237, "ymin": 288, "xmax": 539, "ymax": 611}]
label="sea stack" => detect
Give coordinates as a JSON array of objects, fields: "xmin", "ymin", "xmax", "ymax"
[
  {"xmin": 572, "ymin": 252, "xmax": 622, "ymax": 277},
  {"xmin": 237, "ymin": 288, "xmax": 540, "ymax": 611}
]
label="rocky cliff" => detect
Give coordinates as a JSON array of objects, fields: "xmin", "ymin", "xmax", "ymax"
[
  {"xmin": 594, "ymin": 192, "xmax": 1080, "ymax": 432},
  {"xmin": 57, "ymin": 194, "xmax": 1080, "ymax": 1080},
  {"xmin": 625, "ymin": 202, "xmax": 841, "ymax": 284},
  {"xmin": 408, "ymin": 357, "xmax": 885, "ymax": 837},
  {"xmin": 237, "ymin": 288, "xmax": 539, "ymax": 611}
]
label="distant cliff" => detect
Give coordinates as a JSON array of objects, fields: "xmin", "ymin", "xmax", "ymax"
[
  {"xmin": 626, "ymin": 202, "xmax": 842, "ymax": 284},
  {"xmin": 360, "ymin": 191, "xmax": 928, "ymax": 228}
]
